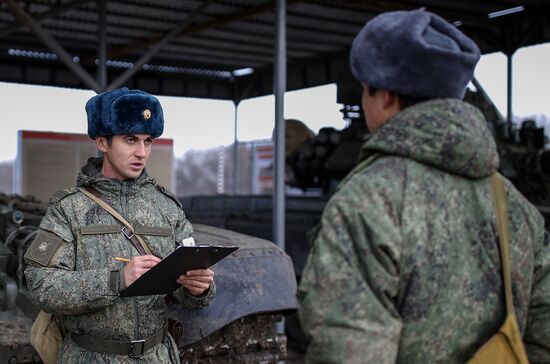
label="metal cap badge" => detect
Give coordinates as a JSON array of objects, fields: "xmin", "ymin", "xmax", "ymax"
[{"xmin": 143, "ymin": 109, "xmax": 152, "ymax": 120}]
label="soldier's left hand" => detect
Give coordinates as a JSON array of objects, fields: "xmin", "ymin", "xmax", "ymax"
[{"xmin": 177, "ymin": 269, "xmax": 214, "ymax": 296}]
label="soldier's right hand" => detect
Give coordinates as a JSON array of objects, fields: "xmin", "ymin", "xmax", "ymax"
[{"xmin": 123, "ymin": 255, "xmax": 161, "ymax": 287}]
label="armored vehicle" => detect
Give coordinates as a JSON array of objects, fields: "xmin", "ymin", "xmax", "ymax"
[
  {"xmin": 181, "ymin": 86, "xmax": 550, "ymax": 354},
  {"xmin": 0, "ymin": 193, "xmax": 297, "ymax": 363},
  {"xmin": 0, "ymin": 193, "xmax": 44, "ymax": 363}
]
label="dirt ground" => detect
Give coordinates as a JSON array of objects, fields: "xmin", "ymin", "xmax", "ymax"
[
  {"xmin": 0, "ymin": 307, "xmax": 33, "ymax": 346},
  {"xmin": 286, "ymin": 348, "xmax": 305, "ymax": 364}
]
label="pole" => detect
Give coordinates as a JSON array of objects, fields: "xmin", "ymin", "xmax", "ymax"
[
  {"xmin": 97, "ymin": 0, "xmax": 107, "ymax": 90},
  {"xmin": 232, "ymin": 101, "xmax": 239, "ymax": 194},
  {"xmin": 273, "ymin": 0, "xmax": 286, "ymax": 251},
  {"xmin": 273, "ymin": 0, "xmax": 286, "ymax": 357},
  {"xmin": 507, "ymin": 53, "xmax": 513, "ymax": 125}
]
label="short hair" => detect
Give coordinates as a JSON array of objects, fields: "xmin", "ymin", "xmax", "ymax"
[
  {"xmin": 367, "ymin": 85, "xmax": 428, "ymax": 111},
  {"xmin": 95, "ymin": 135, "xmax": 113, "ymax": 148}
]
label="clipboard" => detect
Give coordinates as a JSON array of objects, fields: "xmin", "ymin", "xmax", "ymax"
[{"xmin": 120, "ymin": 245, "xmax": 238, "ymax": 297}]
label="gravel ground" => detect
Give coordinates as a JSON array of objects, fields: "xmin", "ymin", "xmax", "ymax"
[{"xmin": 0, "ymin": 307, "xmax": 33, "ymax": 346}]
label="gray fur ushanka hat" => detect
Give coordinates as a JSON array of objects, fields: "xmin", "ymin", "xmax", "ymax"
[
  {"xmin": 86, "ymin": 87, "xmax": 164, "ymax": 139},
  {"xmin": 350, "ymin": 9, "xmax": 481, "ymax": 99}
]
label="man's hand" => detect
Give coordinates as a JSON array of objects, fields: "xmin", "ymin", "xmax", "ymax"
[
  {"xmin": 123, "ymin": 255, "xmax": 161, "ymax": 288},
  {"xmin": 177, "ymin": 269, "xmax": 214, "ymax": 296}
]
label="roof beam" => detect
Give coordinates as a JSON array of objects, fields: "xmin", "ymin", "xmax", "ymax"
[
  {"xmin": 0, "ymin": 0, "xmax": 93, "ymax": 38},
  {"xmin": 313, "ymin": 0, "xmax": 491, "ymax": 27},
  {"xmin": 106, "ymin": 0, "xmax": 214, "ymax": 90},
  {"xmin": 109, "ymin": 0, "xmax": 302, "ymax": 59},
  {"xmin": 2, "ymin": 0, "xmax": 101, "ymax": 92},
  {"xmin": 514, "ymin": 6, "xmax": 550, "ymax": 50}
]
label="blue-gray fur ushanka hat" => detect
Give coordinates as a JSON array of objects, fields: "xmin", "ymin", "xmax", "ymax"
[
  {"xmin": 350, "ymin": 9, "xmax": 481, "ymax": 99},
  {"xmin": 86, "ymin": 87, "xmax": 164, "ymax": 139}
]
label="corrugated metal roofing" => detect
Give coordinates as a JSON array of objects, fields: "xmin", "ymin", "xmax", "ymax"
[{"xmin": 1, "ymin": 0, "xmax": 549, "ymax": 100}]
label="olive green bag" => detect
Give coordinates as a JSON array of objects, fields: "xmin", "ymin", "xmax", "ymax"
[{"xmin": 467, "ymin": 174, "xmax": 529, "ymax": 364}]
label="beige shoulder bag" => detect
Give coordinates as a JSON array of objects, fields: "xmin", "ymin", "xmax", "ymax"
[
  {"xmin": 467, "ymin": 174, "xmax": 529, "ymax": 364},
  {"xmin": 30, "ymin": 311, "xmax": 65, "ymax": 364}
]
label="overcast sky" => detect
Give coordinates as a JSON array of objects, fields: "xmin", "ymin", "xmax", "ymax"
[{"xmin": 0, "ymin": 43, "xmax": 548, "ymax": 162}]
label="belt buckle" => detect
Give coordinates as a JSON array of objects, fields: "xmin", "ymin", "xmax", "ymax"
[
  {"xmin": 128, "ymin": 339, "xmax": 145, "ymax": 358},
  {"xmin": 121, "ymin": 226, "xmax": 135, "ymax": 240}
]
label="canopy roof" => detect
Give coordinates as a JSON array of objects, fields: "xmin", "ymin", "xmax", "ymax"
[{"xmin": 1, "ymin": 0, "xmax": 549, "ymax": 101}]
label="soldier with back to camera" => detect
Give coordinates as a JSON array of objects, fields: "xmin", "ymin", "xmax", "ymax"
[
  {"xmin": 24, "ymin": 87, "xmax": 215, "ymax": 363},
  {"xmin": 298, "ymin": 9, "xmax": 550, "ymax": 364}
]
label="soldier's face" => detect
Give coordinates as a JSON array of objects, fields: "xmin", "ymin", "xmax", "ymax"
[{"xmin": 96, "ymin": 134, "xmax": 153, "ymax": 180}]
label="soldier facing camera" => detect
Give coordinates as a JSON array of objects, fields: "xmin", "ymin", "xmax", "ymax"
[{"xmin": 25, "ymin": 87, "xmax": 215, "ymax": 363}]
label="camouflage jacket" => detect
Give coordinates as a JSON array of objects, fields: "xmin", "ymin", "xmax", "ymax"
[
  {"xmin": 24, "ymin": 157, "xmax": 215, "ymax": 363},
  {"xmin": 298, "ymin": 99, "xmax": 550, "ymax": 363}
]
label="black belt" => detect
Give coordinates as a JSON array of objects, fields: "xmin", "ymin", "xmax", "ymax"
[{"xmin": 72, "ymin": 325, "xmax": 167, "ymax": 359}]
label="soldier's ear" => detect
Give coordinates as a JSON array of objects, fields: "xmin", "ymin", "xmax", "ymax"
[
  {"xmin": 380, "ymin": 90, "xmax": 401, "ymax": 119},
  {"xmin": 96, "ymin": 136, "xmax": 108, "ymax": 153},
  {"xmin": 381, "ymin": 90, "xmax": 399, "ymax": 109}
]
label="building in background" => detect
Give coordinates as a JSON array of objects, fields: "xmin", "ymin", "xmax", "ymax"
[{"xmin": 14, "ymin": 131, "xmax": 174, "ymax": 202}]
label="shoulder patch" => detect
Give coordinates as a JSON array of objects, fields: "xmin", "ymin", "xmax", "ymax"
[
  {"xmin": 155, "ymin": 184, "xmax": 182, "ymax": 208},
  {"xmin": 24, "ymin": 229, "xmax": 64, "ymax": 267},
  {"xmin": 49, "ymin": 187, "xmax": 79, "ymax": 205}
]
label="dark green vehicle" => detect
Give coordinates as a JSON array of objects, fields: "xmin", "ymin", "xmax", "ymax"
[{"xmin": 0, "ymin": 193, "xmax": 297, "ymax": 364}]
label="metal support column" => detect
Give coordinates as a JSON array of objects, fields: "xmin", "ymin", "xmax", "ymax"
[
  {"xmin": 273, "ymin": 0, "xmax": 286, "ymax": 251},
  {"xmin": 273, "ymin": 0, "xmax": 286, "ymax": 350},
  {"xmin": 232, "ymin": 101, "xmax": 239, "ymax": 195},
  {"xmin": 97, "ymin": 0, "xmax": 107, "ymax": 91},
  {"xmin": 273, "ymin": 0, "xmax": 287, "ymax": 356},
  {"xmin": 507, "ymin": 53, "xmax": 513, "ymax": 124}
]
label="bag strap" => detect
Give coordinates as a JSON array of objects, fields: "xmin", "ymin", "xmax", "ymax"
[
  {"xmin": 78, "ymin": 186, "xmax": 153, "ymax": 256},
  {"xmin": 489, "ymin": 174, "xmax": 514, "ymax": 316}
]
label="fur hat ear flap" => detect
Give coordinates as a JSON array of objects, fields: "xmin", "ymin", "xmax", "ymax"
[{"xmin": 86, "ymin": 88, "xmax": 164, "ymax": 139}]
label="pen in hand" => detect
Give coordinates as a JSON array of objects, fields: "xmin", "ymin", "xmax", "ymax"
[{"xmin": 120, "ymin": 255, "xmax": 161, "ymax": 288}]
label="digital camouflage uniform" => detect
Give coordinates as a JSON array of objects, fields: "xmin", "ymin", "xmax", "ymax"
[
  {"xmin": 298, "ymin": 99, "xmax": 550, "ymax": 363},
  {"xmin": 25, "ymin": 157, "xmax": 215, "ymax": 363}
]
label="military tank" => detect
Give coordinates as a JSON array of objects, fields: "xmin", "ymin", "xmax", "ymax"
[
  {"xmin": 286, "ymin": 86, "xmax": 550, "ymax": 225},
  {"xmin": 0, "ymin": 193, "xmax": 298, "ymax": 363},
  {"xmin": 490, "ymin": 119, "xmax": 550, "ymax": 226},
  {"xmin": 0, "ymin": 193, "xmax": 44, "ymax": 363}
]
